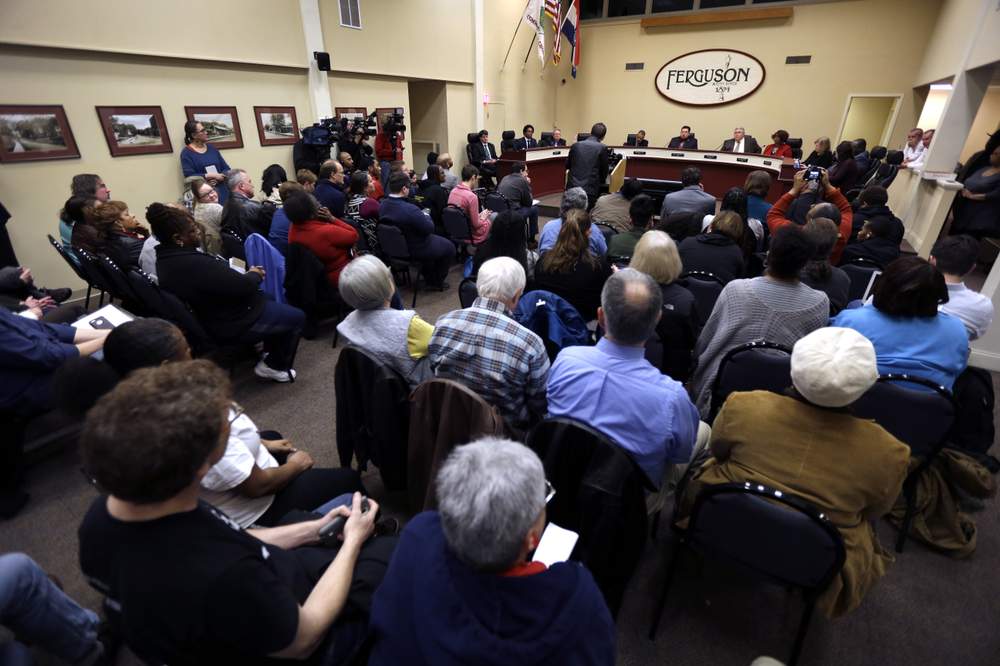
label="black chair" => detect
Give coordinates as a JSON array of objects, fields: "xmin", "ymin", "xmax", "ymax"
[
  {"xmin": 876, "ymin": 151, "xmax": 903, "ymax": 188},
  {"xmin": 540, "ymin": 131, "xmax": 554, "ymax": 146},
  {"xmin": 788, "ymin": 137, "xmax": 803, "ymax": 159},
  {"xmin": 851, "ymin": 374, "xmax": 957, "ymax": 552},
  {"xmin": 645, "ymin": 304, "xmax": 697, "ymax": 383},
  {"xmin": 47, "ymin": 234, "xmax": 99, "ymax": 309},
  {"xmin": 625, "ymin": 133, "xmax": 638, "ymax": 146},
  {"xmin": 500, "ymin": 130, "xmax": 516, "ymax": 153},
  {"xmin": 648, "ymin": 482, "xmax": 846, "ymax": 666},
  {"xmin": 709, "ymin": 341, "xmax": 793, "ymax": 422},
  {"xmin": 375, "ymin": 223, "xmax": 425, "ymax": 307},
  {"xmin": 594, "ymin": 221, "xmax": 617, "ymax": 246},
  {"xmin": 125, "ymin": 269, "xmax": 214, "ymax": 354},
  {"xmin": 284, "ymin": 242, "xmax": 351, "ymax": 347},
  {"xmin": 526, "ymin": 417, "xmax": 653, "ymax": 617},
  {"xmin": 483, "ymin": 190, "xmax": 510, "ymax": 213},
  {"xmin": 678, "ymin": 271, "xmax": 724, "ymax": 321},
  {"xmin": 74, "ymin": 248, "xmax": 118, "ymax": 307},
  {"xmin": 656, "ymin": 211, "xmax": 703, "ymax": 244},
  {"xmin": 841, "ymin": 259, "xmax": 882, "ymax": 302},
  {"xmin": 458, "ymin": 277, "xmax": 478, "ymax": 308},
  {"xmin": 464, "ymin": 132, "xmax": 479, "ymax": 167},
  {"xmin": 576, "ymin": 132, "xmax": 590, "ymax": 143},
  {"xmin": 441, "ymin": 204, "xmax": 474, "ymax": 256},
  {"xmin": 220, "ymin": 227, "xmax": 246, "ymax": 261},
  {"xmin": 95, "ymin": 254, "xmax": 144, "ymax": 310}
]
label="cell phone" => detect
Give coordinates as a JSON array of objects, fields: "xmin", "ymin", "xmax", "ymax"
[
  {"xmin": 88, "ymin": 316, "xmax": 115, "ymax": 330},
  {"xmin": 805, "ymin": 167, "xmax": 822, "ymax": 182},
  {"xmin": 318, "ymin": 497, "xmax": 371, "ymax": 544}
]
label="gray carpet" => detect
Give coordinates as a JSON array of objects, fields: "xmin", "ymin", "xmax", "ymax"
[{"xmin": 4, "ymin": 262, "xmax": 999, "ymax": 665}]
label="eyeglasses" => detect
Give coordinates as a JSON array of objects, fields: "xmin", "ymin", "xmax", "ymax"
[
  {"xmin": 228, "ymin": 402, "xmax": 245, "ymax": 425},
  {"xmin": 545, "ymin": 479, "xmax": 556, "ymax": 504}
]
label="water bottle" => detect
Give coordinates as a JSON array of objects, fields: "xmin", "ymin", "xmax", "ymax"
[{"xmin": 793, "ymin": 158, "xmax": 801, "ymax": 169}]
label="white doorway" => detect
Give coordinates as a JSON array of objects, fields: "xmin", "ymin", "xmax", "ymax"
[{"xmin": 837, "ymin": 94, "xmax": 903, "ymax": 147}]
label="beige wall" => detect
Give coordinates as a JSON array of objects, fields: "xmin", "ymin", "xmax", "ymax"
[
  {"xmin": 1, "ymin": 45, "xmax": 311, "ymax": 288},
  {"xmin": 839, "ymin": 96, "xmax": 898, "ymax": 146},
  {"xmin": 915, "ymin": 88, "xmax": 951, "ymax": 132},
  {"xmin": 408, "ymin": 80, "xmax": 450, "ymax": 158},
  {"xmin": 444, "ymin": 82, "xmax": 476, "ymax": 169},
  {"xmin": 554, "ymin": 0, "xmax": 940, "ymax": 150},
  {"xmin": 319, "ymin": 0, "xmax": 474, "ymax": 83},
  {"xmin": 915, "ymin": 0, "xmax": 986, "ymax": 86},
  {"xmin": 961, "ymin": 86, "xmax": 1000, "ymax": 162},
  {"xmin": 0, "ymin": 0, "xmax": 306, "ymax": 67},
  {"xmin": 327, "ymin": 72, "xmax": 413, "ymax": 169}
]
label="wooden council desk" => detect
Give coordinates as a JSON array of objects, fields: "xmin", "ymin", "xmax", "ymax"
[{"xmin": 497, "ymin": 146, "xmax": 795, "ymax": 202}]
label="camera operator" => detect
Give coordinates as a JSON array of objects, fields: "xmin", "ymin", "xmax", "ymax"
[
  {"xmin": 375, "ymin": 115, "xmax": 405, "ymax": 190},
  {"xmin": 342, "ymin": 128, "xmax": 373, "ymax": 173},
  {"xmin": 766, "ymin": 167, "xmax": 854, "ymax": 264}
]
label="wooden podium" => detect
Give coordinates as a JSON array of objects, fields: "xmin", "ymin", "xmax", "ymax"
[{"xmin": 496, "ymin": 147, "xmax": 571, "ymax": 197}]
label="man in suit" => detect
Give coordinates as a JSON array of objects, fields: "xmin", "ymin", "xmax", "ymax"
[
  {"xmin": 659, "ymin": 167, "xmax": 716, "ymax": 219},
  {"xmin": 513, "ymin": 124, "xmax": 538, "ymax": 151},
  {"xmin": 470, "ymin": 129, "xmax": 499, "ymax": 187},
  {"xmin": 668, "ymin": 125, "xmax": 698, "ymax": 150},
  {"xmin": 628, "ymin": 130, "xmax": 649, "ymax": 147},
  {"xmin": 566, "ymin": 122, "xmax": 610, "ymax": 210},
  {"xmin": 720, "ymin": 127, "xmax": 761, "ymax": 154},
  {"xmin": 379, "ymin": 172, "xmax": 453, "ymax": 289},
  {"xmin": 540, "ymin": 128, "xmax": 567, "ymax": 147}
]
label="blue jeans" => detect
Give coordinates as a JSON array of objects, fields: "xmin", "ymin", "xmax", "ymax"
[
  {"xmin": 315, "ymin": 492, "xmax": 354, "ymax": 514},
  {"xmin": 0, "ymin": 553, "xmax": 100, "ymax": 663},
  {"xmin": 235, "ymin": 300, "xmax": 305, "ymax": 371}
]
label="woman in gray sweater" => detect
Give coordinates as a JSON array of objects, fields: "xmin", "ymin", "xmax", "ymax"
[
  {"xmin": 690, "ymin": 226, "xmax": 829, "ymax": 416},
  {"xmin": 337, "ymin": 254, "xmax": 434, "ymax": 388}
]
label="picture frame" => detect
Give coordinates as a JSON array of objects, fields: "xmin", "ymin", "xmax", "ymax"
[
  {"xmin": 254, "ymin": 106, "xmax": 299, "ymax": 146},
  {"xmin": 335, "ymin": 107, "xmax": 367, "ymax": 123},
  {"xmin": 95, "ymin": 105, "xmax": 173, "ymax": 157},
  {"xmin": 0, "ymin": 104, "xmax": 80, "ymax": 163},
  {"xmin": 184, "ymin": 106, "xmax": 243, "ymax": 150}
]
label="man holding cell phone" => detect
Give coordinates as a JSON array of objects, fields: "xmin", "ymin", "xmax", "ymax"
[{"xmin": 766, "ymin": 166, "xmax": 854, "ymax": 264}]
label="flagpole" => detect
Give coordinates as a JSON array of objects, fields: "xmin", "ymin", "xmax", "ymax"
[
  {"xmin": 500, "ymin": 0, "xmax": 533, "ymax": 72},
  {"xmin": 521, "ymin": 33, "xmax": 537, "ymax": 70}
]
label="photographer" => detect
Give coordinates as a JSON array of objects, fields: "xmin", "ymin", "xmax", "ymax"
[
  {"xmin": 375, "ymin": 114, "xmax": 405, "ymax": 189},
  {"xmin": 767, "ymin": 166, "xmax": 853, "ymax": 264}
]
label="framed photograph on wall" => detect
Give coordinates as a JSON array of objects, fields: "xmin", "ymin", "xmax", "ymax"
[
  {"xmin": 254, "ymin": 106, "xmax": 299, "ymax": 146},
  {"xmin": 95, "ymin": 105, "xmax": 173, "ymax": 157},
  {"xmin": 335, "ymin": 107, "xmax": 367, "ymax": 123},
  {"xmin": 184, "ymin": 106, "xmax": 243, "ymax": 149},
  {"xmin": 0, "ymin": 104, "xmax": 80, "ymax": 163}
]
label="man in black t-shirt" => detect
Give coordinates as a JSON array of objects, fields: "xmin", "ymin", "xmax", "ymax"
[{"xmin": 78, "ymin": 360, "xmax": 394, "ymax": 665}]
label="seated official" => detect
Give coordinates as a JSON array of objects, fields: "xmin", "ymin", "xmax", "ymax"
[
  {"xmin": 720, "ymin": 127, "xmax": 761, "ymax": 154},
  {"xmin": 149, "ymin": 203, "xmax": 304, "ymax": 382},
  {"xmin": 93, "ymin": 318, "xmax": 364, "ymax": 528},
  {"xmin": 221, "ymin": 168, "xmax": 272, "ymax": 238},
  {"xmin": 630, "ymin": 230, "xmax": 700, "ymax": 326},
  {"xmin": 428, "ymin": 257, "xmax": 549, "ymax": 430},
  {"xmin": 379, "ymin": 172, "xmax": 454, "ymax": 290},
  {"xmin": 931, "ymin": 235, "xmax": 994, "ymax": 340},
  {"xmin": 683, "ymin": 327, "xmax": 909, "ymax": 618},
  {"xmin": 690, "ymin": 226, "xmax": 829, "ymax": 415},
  {"xmin": 472, "ymin": 210, "xmax": 537, "ymax": 280},
  {"xmin": 767, "ymin": 167, "xmax": 853, "ymax": 264},
  {"xmin": 447, "ymin": 165, "xmax": 492, "ymax": 244},
  {"xmin": 678, "ymin": 210, "xmax": 745, "ymax": 284},
  {"xmin": 547, "ymin": 269, "xmax": 704, "ymax": 492},
  {"xmin": 592, "ymin": 178, "xmax": 644, "ymax": 234},
  {"xmin": 369, "ymin": 437, "xmax": 615, "ymax": 665},
  {"xmin": 832, "ymin": 256, "xmax": 968, "ymax": 390},
  {"xmin": 850, "ymin": 185, "xmax": 904, "ymax": 243},
  {"xmin": 189, "ymin": 178, "xmax": 224, "ymax": 255},
  {"xmin": 497, "ymin": 161, "xmax": 540, "ymax": 239},
  {"xmin": 78, "ymin": 361, "xmax": 395, "ymax": 665},
  {"xmin": 539, "ymin": 128, "xmax": 567, "ymax": 147},
  {"xmin": 829, "ymin": 141, "xmax": 861, "ymax": 193},
  {"xmin": 668, "ymin": 125, "xmax": 698, "ymax": 150},
  {"xmin": 800, "ymin": 218, "xmax": 851, "ymax": 315},
  {"xmin": 804, "ymin": 136, "xmax": 834, "ymax": 169},
  {"xmin": 418, "ymin": 166, "xmax": 449, "ymax": 230},
  {"xmin": 762, "ymin": 129, "xmax": 793, "ymax": 159},
  {"xmin": 267, "ymin": 181, "xmax": 306, "ymax": 256},
  {"xmin": 337, "ymin": 255, "xmax": 434, "ymax": 388},
  {"xmin": 72, "ymin": 199, "xmax": 147, "ymax": 269},
  {"xmin": 469, "ymin": 130, "xmax": 499, "ymax": 186},
  {"xmin": 839, "ymin": 216, "xmax": 900, "ymax": 268},
  {"xmin": 608, "ymin": 194, "xmax": 656, "ymax": 259},
  {"xmin": 538, "ymin": 188, "xmax": 606, "ymax": 257},
  {"xmin": 660, "ymin": 167, "xmax": 716, "ymax": 219},
  {"xmin": 286, "ymin": 192, "xmax": 358, "ymax": 288},
  {"xmin": 315, "ymin": 160, "xmax": 347, "ymax": 219},
  {"xmin": 629, "ymin": 129, "xmax": 649, "ymax": 147},
  {"xmin": 513, "ymin": 123, "xmax": 538, "ymax": 150},
  {"xmin": 345, "ymin": 170, "xmax": 381, "ymax": 221},
  {"xmin": 533, "ymin": 210, "xmax": 612, "ymax": 321}
]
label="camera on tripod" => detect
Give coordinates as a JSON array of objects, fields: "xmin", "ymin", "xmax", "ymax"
[
  {"xmin": 301, "ymin": 111, "xmax": 379, "ymax": 147},
  {"xmin": 382, "ymin": 108, "xmax": 406, "ymax": 135}
]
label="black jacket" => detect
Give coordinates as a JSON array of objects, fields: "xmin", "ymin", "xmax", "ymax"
[
  {"xmin": 678, "ymin": 233, "xmax": 745, "ymax": 284},
  {"xmin": 221, "ymin": 193, "xmax": 274, "ymax": 238},
  {"xmin": 513, "ymin": 137, "xmax": 538, "ymax": 151},
  {"xmin": 470, "ymin": 141, "xmax": 498, "ymax": 167},
  {"xmin": 540, "ymin": 138, "xmax": 567, "ymax": 147},
  {"xmin": 721, "ymin": 136, "xmax": 762, "ymax": 153},
  {"xmin": 850, "ymin": 204, "xmax": 904, "ymax": 243},
  {"xmin": 155, "ymin": 244, "xmax": 264, "ymax": 341},
  {"xmin": 838, "ymin": 237, "xmax": 900, "ymax": 268},
  {"xmin": 418, "ymin": 183, "xmax": 449, "ymax": 230},
  {"xmin": 804, "ymin": 150, "xmax": 834, "ymax": 169},
  {"xmin": 668, "ymin": 136, "xmax": 699, "ymax": 150},
  {"xmin": 534, "ymin": 255, "xmax": 612, "ymax": 321},
  {"xmin": 566, "ymin": 137, "xmax": 609, "ymax": 198}
]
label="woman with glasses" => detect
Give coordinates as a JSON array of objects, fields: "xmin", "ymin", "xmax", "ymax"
[
  {"xmin": 181, "ymin": 120, "xmax": 231, "ymax": 203},
  {"xmin": 187, "ymin": 177, "xmax": 223, "ymax": 255},
  {"xmin": 368, "ymin": 437, "xmax": 615, "ymax": 665}
]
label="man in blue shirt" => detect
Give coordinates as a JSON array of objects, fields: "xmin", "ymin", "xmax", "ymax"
[
  {"xmin": 546, "ymin": 269, "xmax": 706, "ymax": 510},
  {"xmin": 538, "ymin": 187, "xmax": 606, "ymax": 256},
  {"xmin": 314, "ymin": 160, "xmax": 346, "ymax": 219},
  {"xmin": 379, "ymin": 172, "xmax": 454, "ymax": 289}
]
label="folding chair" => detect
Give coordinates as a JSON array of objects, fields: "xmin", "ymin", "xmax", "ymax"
[{"xmin": 709, "ymin": 341, "xmax": 793, "ymax": 422}]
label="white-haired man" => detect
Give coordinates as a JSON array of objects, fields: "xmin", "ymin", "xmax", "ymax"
[
  {"xmin": 428, "ymin": 257, "xmax": 549, "ymax": 429},
  {"xmin": 368, "ymin": 437, "xmax": 615, "ymax": 665}
]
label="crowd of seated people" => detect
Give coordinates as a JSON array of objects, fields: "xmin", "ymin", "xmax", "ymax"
[{"xmin": 5, "ymin": 116, "xmax": 998, "ymax": 665}]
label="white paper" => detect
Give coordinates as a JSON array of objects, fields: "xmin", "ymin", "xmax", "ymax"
[
  {"xmin": 532, "ymin": 522, "xmax": 579, "ymax": 567},
  {"xmin": 72, "ymin": 304, "xmax": 134, "ymax": 330},
  {"xmin": 532, "ymin": 198, "xmax": 540, "ymax": 206},
  {"xmin": 205, "ymin": 165, "xmax": 219, "ymax": 176},
  {"xmin": 229, "ymin": 257, "xmax": 247, "ymax": 274}
]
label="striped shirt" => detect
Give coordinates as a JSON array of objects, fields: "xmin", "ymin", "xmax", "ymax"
[{"xmin": 429, "ymin": 297, "xmax": 550, "ymax": 427}]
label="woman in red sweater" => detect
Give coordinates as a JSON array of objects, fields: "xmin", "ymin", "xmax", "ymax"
[
  {"xmin": 763, "ymin": 129, "xmax": 793, "ymax": 159},
  {"xmin": 286, "ymin": 192, "xmax": 358, "ymax": 287}
]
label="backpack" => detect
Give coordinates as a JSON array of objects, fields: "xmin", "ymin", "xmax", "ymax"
[{"xmin": 948, "ymin": 367, "xmax": 996, "ymax": 456}]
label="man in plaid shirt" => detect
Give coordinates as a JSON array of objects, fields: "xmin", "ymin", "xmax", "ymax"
[{"xmin": 429, "ymin": 257, "xmax": 549, "ymax": 429}]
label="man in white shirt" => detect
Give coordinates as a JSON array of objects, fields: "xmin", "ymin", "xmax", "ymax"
[
  {"xmin": 931, "ymin": 235, "xmax": 994, "ymax": 340},
  {"xmin": 905, "ymin": 129, "xmax": 934, "ymax": 171},
  {"xmin": 902, "ymin": 128, "xmax": 924, "ymax": 165}
]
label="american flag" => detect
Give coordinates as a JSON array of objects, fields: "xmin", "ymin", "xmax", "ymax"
[{"xmin": 544, "ymin": 0, "xmax": 561, "ymax": 30}]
